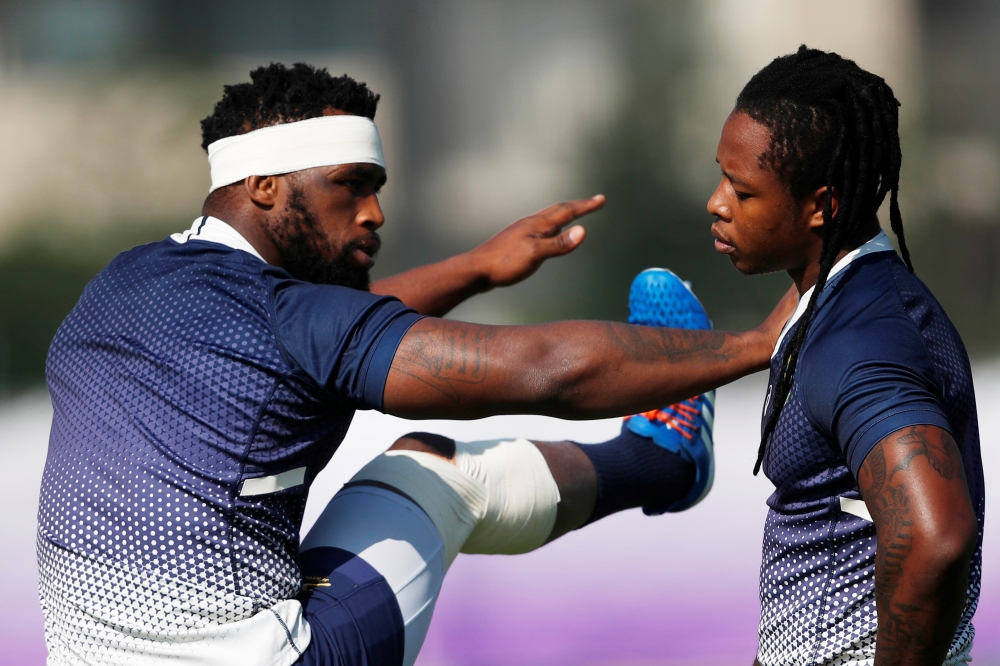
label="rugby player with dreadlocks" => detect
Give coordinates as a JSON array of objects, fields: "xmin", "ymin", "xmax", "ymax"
[{"xmin": 708, "ymin": 46, "xmax": 984, "ymax": 665}]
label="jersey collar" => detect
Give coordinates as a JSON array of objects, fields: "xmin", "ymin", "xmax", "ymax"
[
  {"xmin": 170, "ymin": 216, "xmax": 268, "ymax": 264},
  {"xmin": 771, "ymin": 230, "xmax": 895, "ymax": 358}
]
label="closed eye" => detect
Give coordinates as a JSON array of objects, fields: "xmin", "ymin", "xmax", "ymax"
[
  {"xmin": 327, "ymin": 164, "xmax": 386, "ymax": 196},
  {"xmin": 336, "ymin": 178, "xmax": 371, "ymax": 195},
  {"xmin": 336, "ymin": 177, "xmax": 385, "ymax": 196}
]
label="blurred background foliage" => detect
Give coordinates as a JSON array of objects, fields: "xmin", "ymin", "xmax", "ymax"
[{"xmin": 0, "ymin": 0, "xmax": 997, "ymax": 393}]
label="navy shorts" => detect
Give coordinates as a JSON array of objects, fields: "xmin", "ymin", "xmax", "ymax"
[{"xmin": 293, "ymin": 547, "xmax": 405, "ymax": 666}]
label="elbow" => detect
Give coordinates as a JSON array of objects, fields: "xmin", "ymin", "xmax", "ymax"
[
  {"xmin": 917, "ymin": 510, "xmax": 979, "ymax": 574},
  {"xmin": 521, "ymin": 337, "xmax": 600, "ymax": 414}
]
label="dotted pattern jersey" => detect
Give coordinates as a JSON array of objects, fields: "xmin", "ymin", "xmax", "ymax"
[
  {"xmin": 38, "ymin": 237, "xmax": 421, "ymax": 665},
  {"xmin": 757, "ymin": 251, "xmax": 984, "ymax": 665}
]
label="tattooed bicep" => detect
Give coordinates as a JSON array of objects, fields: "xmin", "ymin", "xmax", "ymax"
[
  {"xmin": 858, "ymin": 424, "xmax": 968, "ymax": 531},
  {"xmin": 858, "ymin": 426, "xmax": 964, "ymax": 602},
  {"xmin": 387, "ymin": 318, "xmax": 498, "ymax": 404},
  {"xmin": 857, "ymin": 442, "xmax": 888, "ymax": 498},
  {"xmin": 860, "ymin": 426, "xmax": 963, "ymax": 497},
  {"xmin": 889, "ymin": 425, "xmax": 959, "ymax": 480}
]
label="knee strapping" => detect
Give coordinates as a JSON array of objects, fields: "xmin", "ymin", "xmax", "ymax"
[
  {"xmin": 348, "ymin": 438, "xmax": 560, "ymax": 568},
  {"xmin": 455, "ymin": 439, "xmax": 560, "ymax": 556}
]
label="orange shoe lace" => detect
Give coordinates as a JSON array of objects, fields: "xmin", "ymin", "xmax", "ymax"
[{"xmin": 625, "ymin": 398, "xmax": 700, "ymax": 440}]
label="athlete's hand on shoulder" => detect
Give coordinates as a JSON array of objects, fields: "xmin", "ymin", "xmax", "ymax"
[{"xmin": 467, "ymin": 195, "xmax": 604, "ymax": 288}]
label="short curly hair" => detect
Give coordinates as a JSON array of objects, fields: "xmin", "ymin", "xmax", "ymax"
[{"xmin": 200, "ymin": 62, "xmax": 380, "ymax": 152}]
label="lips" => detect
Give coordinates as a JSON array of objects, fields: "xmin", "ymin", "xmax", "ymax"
[
  {"xmin": 350, "ymin": 235, "xmax": 381, "ymax": 268},
  {"xmin": 711, "ymin": 223, "xmax": 736, "ymax": 254},
  {"xmin": 352, "ymin": 248, "xmax": 375, "ymax": 268}
]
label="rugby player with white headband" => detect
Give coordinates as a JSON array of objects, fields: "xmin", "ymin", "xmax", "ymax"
[{"xmin": 38, "ymin": 63, "xmax": 795, "ymax": 666}]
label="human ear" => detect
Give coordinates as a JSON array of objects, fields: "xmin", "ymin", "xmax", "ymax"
[
  {"xmin": 805, "ymin": 186, "xmax": 838, "ymax": 230},
  {"xmin": 244, "ymin": 175, "xmax": 281, "ymax": 208}
]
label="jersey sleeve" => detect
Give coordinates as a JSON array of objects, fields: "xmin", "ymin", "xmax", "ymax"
[
  {"xmin": 798, "ymin": 317, "xmax": 953, "ymax": 477},
  {"xmin": 271, "ymin": 278, "xmax": 423, "ymax": 410}
]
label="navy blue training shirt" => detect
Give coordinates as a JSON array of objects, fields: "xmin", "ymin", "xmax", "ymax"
[
  {"xmin": 38, "ymin": 218, "xmax": 422, "ymax": 663},
  {"xmin": 756, "ymin": 235, "xmax": 984, "ymax": 665}
]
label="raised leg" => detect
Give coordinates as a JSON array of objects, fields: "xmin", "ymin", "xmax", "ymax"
[
  {"xmin": 387, "ymin": 429, "xmax": 697, "ymax": 544},
  {"xmin": 388, "ymin": 433, "xmax": 598, "ymax": 542},
  {"xmin": 299, "ymin": 267, "xmax": 714, "ymax": 665}
]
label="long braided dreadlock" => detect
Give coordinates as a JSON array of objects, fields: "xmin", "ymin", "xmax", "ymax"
[{"xmin": 743, "ymin": 46, "xmax": 914, "ymax": 476}]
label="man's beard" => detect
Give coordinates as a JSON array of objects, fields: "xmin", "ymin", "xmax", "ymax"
[{"xmin": 265, "ymin": 186, "xmax": 381, "ymax": 290}]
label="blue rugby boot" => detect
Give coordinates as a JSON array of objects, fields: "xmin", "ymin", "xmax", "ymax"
[{"xmin": 623, "ymin": 268, "xmax": 716, "ymax": 514}]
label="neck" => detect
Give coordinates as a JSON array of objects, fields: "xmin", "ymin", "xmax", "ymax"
[
  {"xmin": 202, "ymin": 200, "xmax": 282, "ymax": 266},
  {"xmin": 787, "ymin": 225, "xmax": 880, "ymax": 296}
]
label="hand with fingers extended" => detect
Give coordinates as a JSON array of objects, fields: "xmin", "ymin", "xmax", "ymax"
[
  {"xmin": 372, "ymin": 195, "xmax": 605, "ymax": 317},
  {"xmin": 467, "ymin": 195, "xmax": 604, "ymax": 288}
]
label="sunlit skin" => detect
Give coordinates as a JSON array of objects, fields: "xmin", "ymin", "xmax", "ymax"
[
  {"xmin": 707, "ymin": 110, "xmax": 877, "ymax": 295},
  {"xmin": 216, "ymin": 162, "xmax": 387, "ymax": 270},
  {"xmin": 203, "ymin": 107, "xmax": 385, "ymax": 274}
]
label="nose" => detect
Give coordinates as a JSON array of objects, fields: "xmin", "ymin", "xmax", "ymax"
[
  {"xmin": 358, "ymin": 193, "xmax": 385, "ymax": 230},
  {"xmin": 707, "ymin": 179, "xmax": 731, "ymax": 222}
]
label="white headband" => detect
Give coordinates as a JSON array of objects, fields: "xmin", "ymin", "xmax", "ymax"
[{"xmin": 206, "ymin": 115, "xmax": 385, "ymax": 193}]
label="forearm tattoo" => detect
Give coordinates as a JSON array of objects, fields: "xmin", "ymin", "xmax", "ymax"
[
  {"xmin": 391, "ymin": 320, "xmax": 734, "ymax": 406},
  {"xmin": 858, "ymin": 426, "xmax": 966, "ymax": 664},
  {"xmin": 391, "ymin": 319, "xmax": 495, "ymax": 402},
  {"xmin": 601, "ymin": 322, "xmax": 730, "ymax": 364}
]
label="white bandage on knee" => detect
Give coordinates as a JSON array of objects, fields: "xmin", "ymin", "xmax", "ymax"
[
  {"xmin": 350, "ymin": 450, "xmax": 486, "ymax": 568},
  {"xmin": 455, "ymin": 438, "xmax": 561, "ymax": 556},
  {"xmin": 348, "ymin": 438, "xmax": 560, "ymax": 567}
]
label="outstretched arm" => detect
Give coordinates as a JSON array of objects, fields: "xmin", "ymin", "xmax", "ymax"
[
  {"xmin": 371, "ymin": 196, "xmax": 603, "ymax": 316},
  {"xmin": 858, "ymin": 425, "xmax": 978, "ymax": 666},
  {"xmin": 382, "ymin": 286, "xmax": 797, "ymax": 420}
]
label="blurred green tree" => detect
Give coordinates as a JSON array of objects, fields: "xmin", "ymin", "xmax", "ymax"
[{"xmin": 0, "ymin": 222, "xmax": 176, "ymax": 393}]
